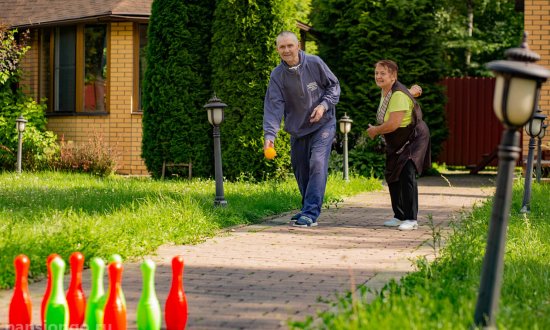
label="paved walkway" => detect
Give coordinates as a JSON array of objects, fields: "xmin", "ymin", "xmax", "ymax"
[{"xmin": 0, "ymin": 173, "xmax": 495, "ymax": 329}]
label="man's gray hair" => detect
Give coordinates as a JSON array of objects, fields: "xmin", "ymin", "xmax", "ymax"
[{"xmin": 276, "ymin": 31, "xmax": 299, "ymax": 45}]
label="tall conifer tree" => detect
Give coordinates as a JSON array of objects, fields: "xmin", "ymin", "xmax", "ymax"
[
  {"xmin": 142, "ymin": 0, "xmax": 215, "ymax": 178},
  {"xmin": 209, "ymin": 0, "xmax": 297, "ymax": 179}
]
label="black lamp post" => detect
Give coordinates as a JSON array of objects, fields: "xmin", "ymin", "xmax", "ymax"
[
  {"xmin": 536, "ymin": 123, "xmax": 547, "ymax": 183},
  {"xmin": 473, "ymin": 33, "xmax": 550, "ymax": 328},
  {"xmin": 15, "ymin": 115, "xmax": 27, "ymax": 174},
  {"xmin": 521, "ymin": 107, "xmax": 546, "ymax": 213},
  {"xmin": 204, "ymin": 95, "xmax": 228, "ymax": 207},
  {"xmin": 339, "ymin": 113, "xmax": 353, "ymax": 181}
]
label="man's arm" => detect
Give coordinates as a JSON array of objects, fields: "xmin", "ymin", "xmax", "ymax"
[
  {"xmin": 318, "ymin": 60, "xmax": 341, "ymax": 112},
  {"xmin": 263, "ymin": 78, "xmax": 285, "ymax": 149}
]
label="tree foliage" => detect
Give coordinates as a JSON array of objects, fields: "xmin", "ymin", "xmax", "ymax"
[
  {"xmin": 142, "ymin": 0, "xmax": 215, "ymax": 178},
  {"xmin": 143, "ymin": 0, "xmax": 299, "ymax": 180},
  {"xmin": 435, "ymin": 0, "xmax": 523, "ymax": 76},
  {"xmin": 310, "ymin": 0, "xmax": 448, "ymax": 177},
  {"xmin": 142, "ymin": 0, "xmax": 521, "ymax": 180},
  {"xmin": 0, "ymin": 24, "xmax": 58, "ymax": 171},
  {"xmin": 209, "ymin": 0, "xmax": 297, "ymax": 180}
]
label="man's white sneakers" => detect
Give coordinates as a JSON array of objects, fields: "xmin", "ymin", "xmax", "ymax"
[{"xmin": 398, "ymin": 220, "xmax": 418, "ymax": 231}]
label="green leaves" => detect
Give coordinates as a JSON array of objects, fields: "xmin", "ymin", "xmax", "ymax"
[
  {"xmin": 142, "ymin": 0, "xmax": 216, "ymax": 178},
  {"xmin": 311, "ymin": 0, "xmax": 448, "ymax": 171},
  {"xmin": 0, "ymin": 25, "xmax": 56, "ymax": 171},
  {"xmin": 209, "ymin": 0, "xmax": 297, "ymax": 179},
  {"xmin": 142, "ymin": 0, "xmax": 300, "ymax": 180}
]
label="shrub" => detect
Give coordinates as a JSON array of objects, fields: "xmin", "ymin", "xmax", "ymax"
[
  {"xmin": 209, "ymin": 0, "xmax": 297, "ymax": 180},
  {"xmin": 51, "ymin": 133, "xmax": 119, "ymax": 177},
  {"xmin": 141, "ymin": 0, "xmax": 215, "ymax": 178},
  {"xmin": 310, "ymin": 0, "xmax": 448, "ymax": 173},
  {"xmin": 0, "ymin": 24, "xmax": 59, "ymax": 171}
]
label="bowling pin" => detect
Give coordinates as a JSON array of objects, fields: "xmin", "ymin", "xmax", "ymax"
[
  {"xmin": 137, "ymin": 259, "xmax": 161, "ymax": 330},
  {"xmin": 45, "ymin": 257, "xmax": 69, "ymax": 330},
  {"xmin": 66, "ymin": 252, "xmax": 86, "ymax": 328},
  {"xmin": 103, "ymin": 261, "xmax": 126, "ymax": 330},
  {"xmin": 165, "ymin": 255, "xmax": 188, "ymax": 330},
  {"xmin": 85, "ymin": 257, "xmax": 106, "ymax": 330},
  {"xmin": 108, "ymin": 254, "xmax": 126, "ymax": 308},
  {"xmin": 41, "ymin": 253, "xmax": 61, "ymax": 329},
  {"xmin": 9, "ymin": 254, "xmax": 32, "ymax": 330}
]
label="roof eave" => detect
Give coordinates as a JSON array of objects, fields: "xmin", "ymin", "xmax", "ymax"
[{"xmin": 11, "ymin": 13, "xmax": 150, "ymax": 28}]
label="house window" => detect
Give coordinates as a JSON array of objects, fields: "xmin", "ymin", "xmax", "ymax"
[
  {"xmin": 84, "ymin": 25, "xmax": 107, "ymax": 112},
  {"xmin": 40, "ymin": 24, "xmax": 108, "ymax": 114},
  {"xmin": 54, "ymin": 26, "xmax": 76, "ymax": 112},
  {"xmin": 134, "ymin": 23, "xmax": 148, "ymax": 112},
  {"xmin": 38, "ymin": 28, "xmax": 51, "ymax": 103}
]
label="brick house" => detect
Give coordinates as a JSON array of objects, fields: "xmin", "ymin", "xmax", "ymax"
[
  {"xmin": 0, "ymin": 0, "xmax": 152, "ymax": 175},
  {"xmin": 0, "ymin": 0, "xmax": 547, "ymax": 175}
]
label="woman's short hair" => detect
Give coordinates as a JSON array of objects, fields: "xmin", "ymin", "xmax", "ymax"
[{"xmin": 375, "ymin": 60, "xmax": 399, "ymax": 75}]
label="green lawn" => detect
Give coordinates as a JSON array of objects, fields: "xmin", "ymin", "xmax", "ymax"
[
  {"xmin": 0, "ymin": 171, "xmax": 381, "ymax": 288},
  {"xmin": 289, "ymin": 180, "xmax": 550, "ymax": 329}
]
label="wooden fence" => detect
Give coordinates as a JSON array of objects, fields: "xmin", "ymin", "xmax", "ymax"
[{"xmin": 437, "ymin": 77, "xmax": 520, "ymax": 170}]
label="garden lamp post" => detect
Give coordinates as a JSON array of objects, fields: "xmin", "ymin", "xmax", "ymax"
[
  {"xmin": 473, "ymin": 33, "xmax": 550, "ymax": 328},
  {"xmin": 339, "ymin": 113, "xmax": 353, "ymax": 181},
  {"xmin": 536, "ymin": 123, "xmax": 547, "ymax": 183},
  {"xmin": 15, "ymin": 115, "xmax": 27, "ymax": 174},
  {"xmin": 520, "ymin": 107, "xmax": 546, "ymax": 213},
  {"xmin": 204, "ymin": 94, "xmax": 228, "ymax": 207}
]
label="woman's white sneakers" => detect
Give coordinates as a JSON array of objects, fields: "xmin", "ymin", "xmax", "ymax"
[
  {"xmin": 383, "ymin": 218, "xmax": 418, "ymax": 231},
  {"xmin": 383, "ymin": 218, "xmax": 403, "ymax": 227},
  {"xmin": 398, "ymin": 220, "xmax": 418, "ymax": 231}
]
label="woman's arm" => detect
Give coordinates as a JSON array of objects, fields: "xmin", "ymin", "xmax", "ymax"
[{"xmin": 366, "ymin": 111, "xmax": 406, "ymax": 139}]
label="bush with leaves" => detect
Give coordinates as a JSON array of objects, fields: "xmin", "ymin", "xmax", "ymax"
[
  {"xmin": 310, "ymin": 0, "xmax": 448, "ymax": 175},
  {"xmin": 141, "ymin": 0, "xmax": 216, "ymax": 178},
  {"xmin": 209, "ymin": 0, "xmax": 298, "ymax": 180},
  {"xmin": 0, "ymin": 23, "xmax": 58, "ymax": 171},
  {"xmin": 435, "ymin": 0, "xmax": 523, "ymax": 77},
  {"xmin": 52, "ymin": 134, "xmax": 119, "ymax": 177}
]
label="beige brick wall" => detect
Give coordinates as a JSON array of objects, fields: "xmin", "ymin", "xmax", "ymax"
[
  {"xmin": 524, "ymin": 0, "xmax": 550, "ymax": 155},
  {"xmin": 44, "ymin": 22, "xmax": 148, "ymax": 175},
  {"xmin": 19, "ymin": 29, "xmax": 39, "ymax": 97}
]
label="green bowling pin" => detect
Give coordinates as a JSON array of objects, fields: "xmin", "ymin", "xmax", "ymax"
[
  {"xmin": 136, "ymin": 259, "xmax": 161, "ymax": 330},
  {"xmin": 108, "ymin": 254, "xmax": 126, "ymax": 308},
  {"xmin": 45, "ymin": 257, "xmax": 69, "ymax": 330},
  {"xmin": 84, "ymin": 257, "xmax": 106, "ymax": 330}
]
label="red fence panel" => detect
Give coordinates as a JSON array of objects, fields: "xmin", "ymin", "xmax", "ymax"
[{"xmin": 437, "ymin": 77, "xmax": 507, "ymax": 168}]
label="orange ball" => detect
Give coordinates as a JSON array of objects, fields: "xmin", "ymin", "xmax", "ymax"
[{"xmin": 264, "ymin": 147, "xmax": 277, "ymax": 160}]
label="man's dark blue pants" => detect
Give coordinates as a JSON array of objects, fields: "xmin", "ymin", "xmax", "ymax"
[{"xmin": 290, "ymin": 122, "xmax": 335, "ymax": 222}]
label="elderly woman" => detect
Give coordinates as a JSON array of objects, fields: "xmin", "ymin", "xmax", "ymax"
[{"xmin": 366, "ymin": 60, "xmax": 431, "ymax": 231}]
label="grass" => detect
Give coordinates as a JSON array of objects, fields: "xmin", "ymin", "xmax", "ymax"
[
  {"xmin": 0, "ymin": 171, "xmax": 381, "ymax": 288},
  {"xmin": 289, "ymin": 180, "xmax": 550, "ymax": 329}
]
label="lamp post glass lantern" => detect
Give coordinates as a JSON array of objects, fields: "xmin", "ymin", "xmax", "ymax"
[
  {"xmin": 339, "ymin": 113, "xmax": 353, "ymax": 181},
  {"xmin": 521, "ymin": 108, "xmax": 546, "ymax": 213},
  {"xmin": 473, "ymin": 32, "xmax": 550, "ymax": 328},
  {"xmin": 15, "ymin": 115, "xmax": 27, "ymax": 174},
  {"xmin": 536, "ymin": 123, "xmax": 547, "ymax": 183},
  {"xmin": 204, "ymin": 95, "xmax": 228, "ymax": 206}
]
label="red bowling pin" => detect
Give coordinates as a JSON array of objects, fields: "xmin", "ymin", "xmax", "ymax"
[
  {"xmin": 41, "ymin": 253, "xmax": 61, "ymax": 330},
  {"xmin": 9, "ymin": 254, "xmax": 32, "ymax": 330},
  {"xmin": 103, "ymin": 261, "xmax": 126, "ymax": 329},
  {"xmin": 66, "ymin": 252, "xmax": 86, "ymax": 328},
  {"xmin": 165, "ymin": 255, "xmax": 188, "ymax": 330}
]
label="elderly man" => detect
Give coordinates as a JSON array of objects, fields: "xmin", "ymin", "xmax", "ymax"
[{"xmin": 263, "ymin": 31, "xmax": 340, "ymax": 228}]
